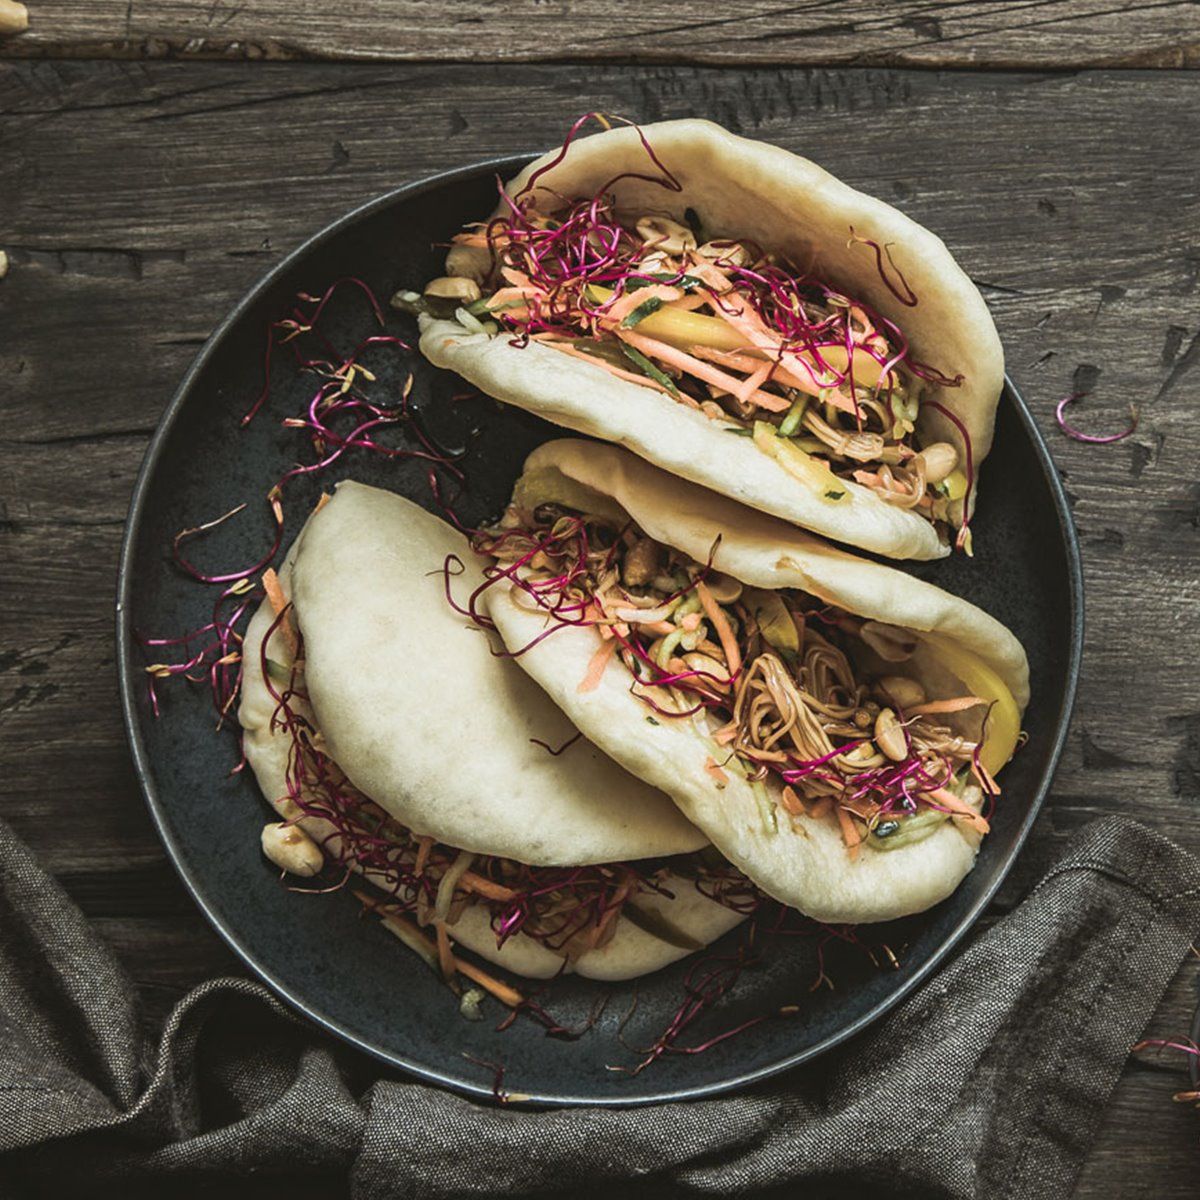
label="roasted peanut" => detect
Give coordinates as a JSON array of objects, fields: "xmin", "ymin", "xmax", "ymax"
[
  {"xmin": 622, "ymin": 538, "xmax": 662, "ymax": 587},
  {"xmin": 635, "ymin": 215, "xmax": 696, "ymax": 256},
  {"xmin": 915, "ymin": 442, "xmax": 958, "ymax": 485},
  {"xmin": 261, "ymin": 822, "xmax": 324, "ymax": 877},
  {"xmin": 875, "ymin": 708, "xmax": 907, "ymax": 761},
  {"xmin": 424, "ymin": 275, "xmax": 483, "ymax": 303}
]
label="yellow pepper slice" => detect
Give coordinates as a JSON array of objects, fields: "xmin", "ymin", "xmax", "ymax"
[
  {"xmin": 752, "ymin": 421, "xmax": 849, "ymax": 504},
  {"xmin": 919, "ymin": 633, "xmax": 1022, "ymax": 777},
  {"xmin": 587, "ymin": 285, "xmax": 888, "ymax": 388}
]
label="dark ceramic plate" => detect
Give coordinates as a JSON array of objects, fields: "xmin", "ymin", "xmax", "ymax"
[{"xmin": 117, "ymin": 156, "xmax": 1082, "ymax": 1106}]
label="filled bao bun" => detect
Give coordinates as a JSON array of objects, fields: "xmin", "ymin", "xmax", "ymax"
[
  {"xmin": 238, "ymin": 482, "xmax": 744, "ymax": 981},
  {"xmin": 419, "ymin": 118, "xmax": 1003, "ymax": 561},
  {"xmin": 482, "ymin": 441, "xmax": 1029, "ymax": 925}
]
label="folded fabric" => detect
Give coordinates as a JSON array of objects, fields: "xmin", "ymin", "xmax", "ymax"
[{"xmin": 1, "ymin": 814, "xmax": 1197, "ymax": 1199}]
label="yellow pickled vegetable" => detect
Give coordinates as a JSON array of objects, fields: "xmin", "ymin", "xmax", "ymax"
[
  {"xmin": 919, "ymin": 633, "xmax": 1022, "ymax": 777},
  {"xmin": 745, "ymin": 588, "xmax": 799, "ymax": 659},
  {"xmin": 752, "ymin": 422, "xmax": 849, "ymax": 503},
  {"xmin": 587, "ymin": 285, "xmax": 888, "ymax": 387}
]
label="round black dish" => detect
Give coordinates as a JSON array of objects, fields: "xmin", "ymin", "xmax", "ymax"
[{"xmin": 117, "ymin": 156, "xmax": 1083, "ymax": 1106}]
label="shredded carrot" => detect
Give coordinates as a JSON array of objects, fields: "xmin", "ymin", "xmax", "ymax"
[
  {"xmin": 923, "ymin": 787, "xmax": 991, "ymax": 834},
  {"xmin": 616, "ymin": 328, "xmax": 784, "ymax": 411},
  {"xmin": 908, "ymin": 697, "xmax": 987, "ymax": 716},
  {"xmin": 578, "ymin": 636, "xmax": 618, "ymax": 693},
  {"xmin": 809, "ymin": 796, "xmax": 834, "ymax": 820},
  {"xmin": 261, "ymin": 568, "xmax": 299, "ymax": 656},
  {"xmin": 453, "ymin": 956, "xmax": 526, "ymax": 1009},
  {"xmin": 585, "ymin": 879, "xmax": 632, "ymax": 951},
  {"xmin": 703, "ymin": 756, "xmax": 729, "ymax": 786},
  {"xmin": 368, "ymin": 898, "xmax": 526, "ymax": 1008},
  {"xmin": 690, "ymin": 273, "xmax": 880, "ymax": 410},
  {"xmin": 712, "ymin": 721, "xmax": 739, "ymax": 745},
  {"xmin": 435, "ymin": 921, "xmax": 456, "ymax": 981},
  {"xmin": 637, "ymin": 619, "xmax": 677, "ymax": 637},
  {"xmin": 695, "ymin": 581, "xmax": 742, "ymax": 679},
  {"xmin": 262, "ymin": 567, "xmax": 287, "ymax": 615},
  {"xmin": 459, "ymin": 871, "xmax": 520, "ymax": 902},
  {"xmin": 732, "ymin": 357, "xmax": 779, "ymax": 406},
  {"xmin": 971, "ymin": 757, "xmax": 1001, "ymax": 798},
  {"xmin": 688, "ymin": 347, "xmax": 795, "ymax": 411},
  {"xmin": 780, "ymin": 785, "xmax": 804, "ymax": 816},
  {"xmin": 679, "ymin": 611, "xmax": 702, "ymax": 633},
  {"xmin": 852, "ymin": 470, "xmax": 910, "ymax": 493},
  {"xmin": 414, "ymin": 836, "xmax": 434, "ymax": 876},
  {"xmin": 836, "ymin": 804, "xmax": 863, "ymax": 860}
]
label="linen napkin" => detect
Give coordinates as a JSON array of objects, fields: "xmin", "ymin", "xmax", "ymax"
[{"xmin": 1, "ymin": 814, "xmax": 1197, "ymax": 1199}]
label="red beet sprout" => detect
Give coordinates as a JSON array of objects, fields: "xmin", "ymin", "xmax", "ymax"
[
  {"xmin": 847, "ymin": 228, "xmax": 919, "ymax": 307},
  {"xmin": 516, "ymin": 111, "xmax": 683, "ymax": 207},
  {"xmin": 460, "ymin": 114, "xmax": 972, "ymax": 544},
  {"xmin": 529, "ymin": 732, "xmax": 583, "ymax": 756},
  {"xmin": 1055, "ymin": 392, "xmax": 1140, "ymax": 444},
  {"xmin": 143, "ymin": 276, "xmax": 461, "ymax": 720},
  {"xmin": 142, "ymin": 577, "xmax": 259, "ymax": 726},
  {"xmin": 259, "ymin": 617, "xmax": 721, "ymax": 960}
]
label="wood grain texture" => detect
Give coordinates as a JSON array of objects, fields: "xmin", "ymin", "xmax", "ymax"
[
  {"xmin": 2, "ymin": 61, "xmax": 1199, "ymax": 1193},
  {"xmin": 1, "ymin": 0, "xmax": 1199, "ymax": 68}
]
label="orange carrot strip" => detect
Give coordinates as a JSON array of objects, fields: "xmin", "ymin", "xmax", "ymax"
[
  {"xmin": 712, "ymin": 721, "xmax": 739, "ymax": 745},
  {"xmin": 615, "ymin": 329, "xmax": 783, "ymax": 411},
  {"xmin": 689, "ymin": 346, "xmax": 794, "ymax": 404},
  {"xmin": 262, "ymin": 567, "xmax": 287, "ymax": 614},
  {"xmin": 459, "ymin": 871, "xmax": 520, "ymax": 902},
  {"xmin": 435, "ymin": 921, "xmax": 456, "ymax": 981},
  {"xmin": 908, "ymin": 697, "xmax": 987, "ymax": 716},
  {"xmin": 695, "ymin": 581, "xmax": 742, "ymax": 679},
  {"xmin": 640, "ymin": 619, "xmax": 677, "ymax": 636},
  {"xmin": 836, "ymin": 804, "xmax": 863, "ymax": 859},
  {"xmin": 586, "ymin": 879, "xmax": 632, "ymax": 950},
  {"xmin": 691, "ymin": 275, "xmax": 879, "ymax": 411},
  {"xmin": 414, "ymin": 836, "xmax": 434, "ymax": 876},
  {"xmin": 453, "ymin": 956, "xmax": 526, "ymax": 1009},
  {"xmin": 922, "ymin": 787, "xmax": 991, "ymax": 834},
  {"xmin": 971, "ymin": 757, "xmax": 1001, "ymax": 798},
  {"xmin": 704, "ymin": 756, "xmax": 729, "ymax": 786},
  {"xmin": 809, "ymin": 795, "xmax": 835, "ymax": 820},
  {"xmin": 371, "ymin": 901, "xmax": 526, "ymax": 1008},
  {"xmin": 780, "ymin": 785, "xmax": 804, "ymax": 816},
  {"xmin": 578, "ymin": 637, "xmax": 618, "ymax": 693},
  {"xmin": 732, "ymin": 357, "xmax": 778, "ymax": 406},
  {"xmin": 261, "ymin": 568, "xmax": 299, "ymax": 656}
]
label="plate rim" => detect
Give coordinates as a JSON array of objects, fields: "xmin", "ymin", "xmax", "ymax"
[{"xmin": 116, "ymin": 156, "xmax": 1085, "ymax": 1107}]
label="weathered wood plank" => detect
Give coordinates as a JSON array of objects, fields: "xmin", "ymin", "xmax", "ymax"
[
  {"xmin": 1, "ymin": 61, "xmax": 1199, "ymax": 1192},
  {"xmin": 0, "ymin": 0, "xmax": 1198, "ymax": 68}
]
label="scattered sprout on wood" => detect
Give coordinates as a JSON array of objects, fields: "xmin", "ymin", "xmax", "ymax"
[{"xmin": 1055, "ymin": 391, "xmax": 1140, "ymax": 444}]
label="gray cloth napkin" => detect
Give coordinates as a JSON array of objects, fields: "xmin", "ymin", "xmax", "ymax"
[{"xmin": 1, "ymin": 814, "xmax": 1198, "ymax": 1200}]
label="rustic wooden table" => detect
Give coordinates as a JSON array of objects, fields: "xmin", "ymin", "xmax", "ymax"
[{"xmin": 3, "ymin": 2, "xmax": 1200, "ymax": 1193}]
